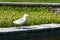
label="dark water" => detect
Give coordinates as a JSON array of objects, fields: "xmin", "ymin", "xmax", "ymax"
[
  {"xmin": 0, "ymin": 28, "xmax": 60, "ymax": 40},
  {"xmin": 28, "ymin": 37, "xmax": 60, "ymax": 40}
]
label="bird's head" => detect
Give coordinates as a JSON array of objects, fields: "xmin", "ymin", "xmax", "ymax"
[{"xmin": 24, "ymin": 14, "xmax": 29, "ymax": 17}]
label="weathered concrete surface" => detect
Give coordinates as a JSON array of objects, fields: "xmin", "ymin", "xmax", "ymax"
[
  {"xmin": 0, "ymin": 24, "xmax": 60, "ymax": 32},
  {"xmin": 0, "ymin": 2, "xmax": 60, "ymax": 6}
]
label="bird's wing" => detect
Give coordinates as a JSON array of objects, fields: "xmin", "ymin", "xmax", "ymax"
[
  {"xmin": 13, "ymin": 18, "xmax": 25, "ymax": 24},
  {"xmin": 19, "ymin": 18, "xmax": 24, "ymax": 22}
]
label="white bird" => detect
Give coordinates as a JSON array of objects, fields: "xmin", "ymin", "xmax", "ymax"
[{"xmin": 13, "ymin": 14, "xmax": 29, "ymax": 25}]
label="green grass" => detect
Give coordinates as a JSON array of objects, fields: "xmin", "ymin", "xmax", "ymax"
[
  {"xmin": 0, "ymin": 0, "xmax": 60, "ymax": 3},
  {"xmin": 0, "ymin": 6, "xmax": 60, "ymax": 27}
]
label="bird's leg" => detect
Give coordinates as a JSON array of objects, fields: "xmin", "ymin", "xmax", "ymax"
[{"xmin": 22, "ymin": 22, "xmax": 26, "ymax": 26}]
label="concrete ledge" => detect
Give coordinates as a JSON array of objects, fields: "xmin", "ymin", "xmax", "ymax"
[
  {"xmin": 0, "ymin": 24, "xmax": 60, "ymax": 33},
  {"xmin": 0, "ymin": 24, "xmax": 60, "ymax": 40},
  {"xmin": 0, "ymin": 2, "xmax": 60, "ymax": 6}
]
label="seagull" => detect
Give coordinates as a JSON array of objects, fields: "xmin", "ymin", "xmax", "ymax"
[{"xmin": 13, "ymin": 14, "xmax": 29, "ymax": 25}]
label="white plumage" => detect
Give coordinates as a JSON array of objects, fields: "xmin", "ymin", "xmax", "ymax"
[{"xmin": 13, "ymin": 14, "xmax": 29, "ymax": 25}]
